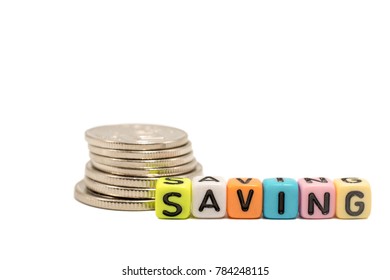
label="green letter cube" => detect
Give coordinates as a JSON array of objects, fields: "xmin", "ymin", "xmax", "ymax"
[{"xmin": 155, "ymin": 177, "xmax": 192, "ymax": 219}]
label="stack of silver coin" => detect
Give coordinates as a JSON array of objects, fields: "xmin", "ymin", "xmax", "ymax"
[{"xmin": 74, "ymin": 124, "xmax": 203, "ymax": 210}]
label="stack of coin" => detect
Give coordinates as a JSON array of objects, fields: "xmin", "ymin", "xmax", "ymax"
[{"xmin": 74, "ymin": 124, "xmax": 203, "ymax": 211}]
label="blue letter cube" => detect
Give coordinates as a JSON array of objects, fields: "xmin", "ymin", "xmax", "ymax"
[{"xmin": 263, "ymin": 178, "xmax": 298, "ymax": 219}]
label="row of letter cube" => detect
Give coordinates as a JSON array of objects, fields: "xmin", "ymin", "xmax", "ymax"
[{"xmin": 155, "ymin": 176, "xmax": 371, "ymax": 219}]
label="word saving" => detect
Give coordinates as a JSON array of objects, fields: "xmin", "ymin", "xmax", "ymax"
[{"xmin": 155, "ymin": 176, "xmax": 371, "ymax": 219}]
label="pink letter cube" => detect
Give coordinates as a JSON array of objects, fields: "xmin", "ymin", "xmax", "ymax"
[{"xmin": 298, "ymin": 177, "xmax": 335, "ymax": 219}]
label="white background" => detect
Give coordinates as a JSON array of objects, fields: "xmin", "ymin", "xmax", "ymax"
[{"xmin": 1, "ymin": 1, "xmax": 389, "ymax": 279}]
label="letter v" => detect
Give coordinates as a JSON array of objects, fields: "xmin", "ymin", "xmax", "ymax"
[
  {"xmin": 237, "ymin": 189, "xmax": 254, "ymax": 211},
  {"xmin": 236, "ymin": 178, "xmax": 252, "ymax": 184}
]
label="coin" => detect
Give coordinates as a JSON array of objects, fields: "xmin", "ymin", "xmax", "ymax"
[
  {"xmin": 91, "ymin": 159, "xmax": 198, "ymax": 177},
  {"xmin": 85, "ymin": 161, "xmax": 203, "ymax": 188},
  {"xmin": 84, "ymin": 177, "xmax": 155, "ymax": 198},
  {"xmin": 88, "ymin": 141, "xmax": 192, "ymax": 160},
  {"xmin": 75, "ymin": 124, "xmax": 203, "ymax": 210},
  {"xmin": 89, "ymin": 152, "xmax": 194, "ymax": 169},
  {"xmin": 74, "ymin": 180, "xmax": 155, "ymax": 211},
  {"xmin": 85, "ymin": 124, "xmax": 188, "ymax": 150}
]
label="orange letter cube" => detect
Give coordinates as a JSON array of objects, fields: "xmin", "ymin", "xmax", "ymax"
[{"xmin": 227, "ymin": 178, "xmax": 263, "ymax": 219}]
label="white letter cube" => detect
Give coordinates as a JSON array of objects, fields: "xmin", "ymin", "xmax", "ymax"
[{"xmin": 192, "ymin": 176, "xmax": 226, "ymax": 218}]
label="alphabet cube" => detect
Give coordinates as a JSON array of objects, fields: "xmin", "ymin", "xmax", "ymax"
[
  {"xmin": 298, "ymin": 177, "xmax": 335, "ymax": 219},
  {"xmin": 334, "ymin": 177, "xmax": 371, "ymax": 219},
  {"xmin": 227, "ymin": 178, "xmax": 262, "ymax": 219},
  {"xmin": 263, "ymin": 178, "xmax": 298, "ymax": 219},
  {"xmin": 155, "ymin": 177, "xmax": 192, "ymax": 219},
  {"xmin": 192, "ymin": 176, "xmax": 226, "ymax": 218}
]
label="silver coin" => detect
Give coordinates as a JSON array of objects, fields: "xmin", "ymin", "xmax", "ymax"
[
  {"xmin": 89, "ymin": 152, "xmax": 194, "ymax": 169},
  {"xmin": 91, "ymin": 159, "xmax": 198, "ymax": 177},
  {"xmin": 85, "ymin": 161, "xmax": 203, "ymax": 188},
  {"xmin": 84, "ymin": 177, "xmax": 155, "ymax": 199},
  {"xmin": 88, "ymin": 141, "xmax": 192, "ymax": 160},
  {"xmin": 85, "ymin": 124, "xmax": 188, "ymax": 150},
  {"xmin": 74, "ymin": 180, "xmax": 155, "ymax": 211}
]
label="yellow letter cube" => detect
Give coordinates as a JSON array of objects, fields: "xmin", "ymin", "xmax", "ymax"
[
  {"xmin": 334, "ymin": 177, "xmax": 371, "ymax": 219},
  {"xmin": 155, "ymin": 177, "xmax": 192, "ymax": 219}
]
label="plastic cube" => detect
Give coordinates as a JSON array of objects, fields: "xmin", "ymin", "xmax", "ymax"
[
  {"xmin": 227, "ymin": 178, "xmax": 262, "ymax": 219},
  {"xmin": 334, "ymin": 177, "xmax": 371, "ymax": 219},
  {"xmin": 263, "ymin": 177, "xmax": 298, "ymax": 219},
  {"xmin": 298, "ymin": 177, "xmax": 335, "ymax": 219},
  {"xmin": 155, "ymin": 177, "xmax": 192, "ymax": 219},
  {"xmin": 192, "ymin": 176, "xmax": 226, "ymax": 218}
]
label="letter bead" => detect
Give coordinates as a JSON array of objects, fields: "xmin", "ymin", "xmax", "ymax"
[
  {"xmin": 334, "ymin": 177, "xmax": 371, "ymax": 219},
  {"xmin": 192, "ymin": 176, "xmax": 226, "ymax": 218},
  {"xmin": 227, "ymin": 178, "xmax": 263, "ymax": 219},
  {"xmin": 263, "ymin": 178, "xmax": 298, "ymax": 219},
  {"xmin": 155, "ymin": 177, "xmax": 192, "ymax": 219},
  {"xmin": 298, "ymin": 177, "xmax": 336, "ymax": 219}
]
